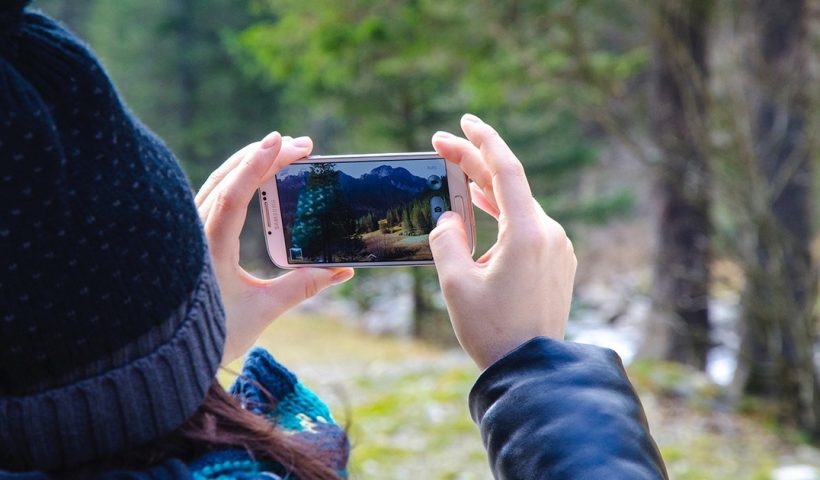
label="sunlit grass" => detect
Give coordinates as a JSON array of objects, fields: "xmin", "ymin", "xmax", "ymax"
[
  {"xmin": 218, "ymin": 311, "xmax": 810, "ymax": 479},
  {"xmin": 219, "ymin": 311, "xmax": 489, "ymax": 479}
]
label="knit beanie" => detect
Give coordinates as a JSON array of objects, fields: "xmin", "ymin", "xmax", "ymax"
[{"xmin": 0, "ymin": 1, "xmax": 226, "ymax": 472}]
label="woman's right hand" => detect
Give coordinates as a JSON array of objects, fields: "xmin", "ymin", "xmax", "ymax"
[{"xmin": 429, "ymin": 114, "xmax": 577, "ymax": 370}]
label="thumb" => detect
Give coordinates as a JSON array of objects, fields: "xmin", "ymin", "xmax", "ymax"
[
  {"xmin": 430, "ymin": 211, "xmax": 474, "ymax": 282},
  {"xmin": 264, "ymin": 267, "xmax": 354, "ymax": 314}
]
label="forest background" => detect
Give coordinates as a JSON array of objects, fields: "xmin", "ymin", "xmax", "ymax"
[{"xmin": 36, "ymin": 1, "xmax": 820, "ymax": 478}]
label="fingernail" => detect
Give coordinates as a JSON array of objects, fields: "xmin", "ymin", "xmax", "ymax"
[
  {"xmin": 437, "ymin": 211, "xmax": 457, "ymax": 226},
  {"xmin": 293, "ymin": 136, "xmax": 311, "ymax": 148},
  {"xmin": 434, "ymin": 131, "xmax": 454, "ymax": 139},
  {"xmin": 261, "ymin": 131, "xmax": 280, "ymax": 149},
  {"xmin": 463, "ymin": 113, "xmax": 481, "ymax": 123},
  {"xmin": 330, "ymin": 269, "xmax": 354, "ymax": 285}
]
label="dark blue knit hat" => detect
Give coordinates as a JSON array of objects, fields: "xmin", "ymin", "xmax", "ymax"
[{"xmin": 0, "ymin": 2, "xmax": 226, "ymax": 471}]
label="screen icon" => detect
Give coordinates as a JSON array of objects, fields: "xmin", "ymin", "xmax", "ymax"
[
  {"xmin": 430, "ymin": 196, "xmax": 446, "ymax": 224},
  {"xmin": 427, "ymin": 174, "xmax": 442, "ymax": 190}
]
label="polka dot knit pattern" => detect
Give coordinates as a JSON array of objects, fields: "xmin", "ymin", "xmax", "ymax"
[{"xmin": 0, "ymin": 4, "xmax": 226, "ymax": 472}]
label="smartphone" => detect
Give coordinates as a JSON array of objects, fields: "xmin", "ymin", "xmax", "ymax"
[{"xmin": 259, "ymin": 152, "xmax": 475, "ymax": 267}]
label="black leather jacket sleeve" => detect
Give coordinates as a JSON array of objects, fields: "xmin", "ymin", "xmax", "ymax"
[{"xmin": 469, "ymin": 337, "xmax": 668, "ymax": 480}]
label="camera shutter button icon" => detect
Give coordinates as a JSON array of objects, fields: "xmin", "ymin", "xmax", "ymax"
[{"xmin": 430, "ymin": 196, "xmax": 446, "ymax": 224}]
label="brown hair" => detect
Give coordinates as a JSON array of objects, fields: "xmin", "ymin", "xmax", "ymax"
[{"xmin": 62, "ymin": 380, "xmax": 345, "ymax": 479}]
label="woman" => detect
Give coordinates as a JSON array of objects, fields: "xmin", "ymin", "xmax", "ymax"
[{"xmin": 0, "ymin": 2, "xmax": 667, "ymax": 479}]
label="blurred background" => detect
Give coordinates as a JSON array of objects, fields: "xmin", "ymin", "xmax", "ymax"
[{"xmin": 36, "ymin": 0, "xmax": 820, "ymax": 478}]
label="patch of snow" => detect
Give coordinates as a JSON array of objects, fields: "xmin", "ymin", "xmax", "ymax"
[
  {"xmin": 570, "ymin": 325, "xmax": 640, "ymax": 363},
  {"xmin": 568, "ymin": 295, "xmax": 649, "ymax": 364},
  {"xmin": 706, "ymin": 346, "xmax": 736, "ymax": 386},
  {"xmin": 771, "ymin": 465, "xmax": 820, "ymax": 480},
  {"xmin": 706, "ymin": 297, "xmax": 740, "ymax": 385}
]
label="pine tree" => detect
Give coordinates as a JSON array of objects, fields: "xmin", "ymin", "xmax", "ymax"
[{"xmin": 401, "ymin": 209, "xmax": 412, "ymax": 236}]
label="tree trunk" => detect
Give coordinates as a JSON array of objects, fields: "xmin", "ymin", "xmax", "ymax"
[
  {"xmin": 640, "ymin": 0, "xmax": 713, "ymax": 370},
  {"xmin": 733, "ymin": 0, "xmax": 819, "ymax": 436}
]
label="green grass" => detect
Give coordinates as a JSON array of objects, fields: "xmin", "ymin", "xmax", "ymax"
[
  {"xmin": 219, "ymin": 311, "xmax": 813, "ymax": 479},
  {"xmin": 220, "ymin": 312, "xmax": 488, "ymax": 479}
]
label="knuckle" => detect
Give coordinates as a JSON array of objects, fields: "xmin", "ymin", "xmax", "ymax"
[
  {"xmin": 476, "ymin": 121, "xmax": 499, "ymax": 137},
  {"xmin": 197, "ymin": 175, "xmax": 221, "ymax": 199},
  {"xmin": 491, "ymin": 163, "xmax": 527, "ymax": 189},
  {"xmin": 429, "ymin": 224, "xmax": 456, "ymax": 245},
  {"xmin": 499, "ymin": 159, "xmax": 527, "ymax": 179},
  {"xmin": 471, "ymin": 126, "xmax": 492, "ymax": 148},
  {"xmin": 528, "ymin": 230, "xmax": 551, "ymax": 253},
  {"xmin": 549, "ymin": 222, "xmax": 568, "ymax": 241},
  {"xmin": 452, "ymin": 147, "xmax": 468, "ymax": 166},
  {"xmin": 213, "ymin": 188, "xmax": 238, "ymax": 213},
  {"xmin": 303, "ymin": 274, "xmax": 321, "ymax": 299},
  {"xmin": 439, "ymin": 273, "xmax": 458, "ymax": 292},
  {"xmin": 201, "ymin": 174, "xmax": 218, "ymax": 192},
  {"xmin": 243, "ymin": 153, "xmax": 266, "ymax": 177},
  {"xmin": 439, "ymin": 272, "xmax": 466, "ymax": 297},
  {"xmin": 513, "ymin": 224, "xmax": 565, "ymax": 255},
  {"xmin": 485, "ymin": 124, "xmax": 501, "ymax": 138},
  {"xmin": 505, "ymin": 228, "xmax": 543, "ymax": 255}
]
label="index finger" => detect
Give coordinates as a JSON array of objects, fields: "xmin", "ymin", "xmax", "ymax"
[
  {"xmin": 432, "ymin": 131, "xmax": 498, "ymax": 212},
  {"xmin": 195, "ymin": 143, "xmax": 253, "ymax": 208},
  {"xmin": 459, "ymin": 114, "xmax": 536, "ymax": 223},
  {"xmin": 204, "ymin": 132, "xmax": 282, "ymax": 261}
]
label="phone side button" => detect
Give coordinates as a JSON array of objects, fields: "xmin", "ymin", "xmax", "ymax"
[
  {"xmin": 454, "ymin": 195, "xmax": 473, "ymax": 252},
  {"xmin": 454, "ymin": 195, "xmax": 465, "ymax": 216}
]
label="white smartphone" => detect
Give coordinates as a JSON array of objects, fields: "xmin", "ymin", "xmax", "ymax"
[{"xmin": 259, "ymin": 152, "xmax": 475, "ymax": 268}]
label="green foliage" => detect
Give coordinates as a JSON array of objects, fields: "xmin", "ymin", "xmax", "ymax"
[
  {"xmin": 236, "ymin": 0, "xmax": 466, "ymax": 152},
  {"xmin": 40, "ymin": 0, "xmax": 647, "ymax": 335},
  {"xmin": 230, "ymin": 0, "xmax": 646, "ymax": 334},
  {"xmin": 400, "ymin": 210, "xmax": 412, "ymax": 236},
  {"xmin": 548, "ymin": 190, "xmax": 635, "ymax": 225},
  {"xmin": 233, "ymin": 313, "xmax": 798, "ymax": 480},
  {"xmin": 39, "ymin": 0, "xmax": 285, "ymax": 186},
  {"xmin": 40, "ymin": 0, "xmax": 646, "ymax": 246}
]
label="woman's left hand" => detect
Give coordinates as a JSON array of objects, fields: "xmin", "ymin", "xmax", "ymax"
[{"xmin": 195, "ymin": 132, "xmax": 354, "ymax": 365}]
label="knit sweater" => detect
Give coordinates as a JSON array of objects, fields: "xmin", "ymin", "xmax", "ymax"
[{"xmin": 0, "ymin": 348, "xmax": 349, "ymax": 479}]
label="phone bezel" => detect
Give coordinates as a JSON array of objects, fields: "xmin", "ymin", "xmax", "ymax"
[{"xmin": 258, "ymin": 152, "xmax": 476, "ymax": 268}]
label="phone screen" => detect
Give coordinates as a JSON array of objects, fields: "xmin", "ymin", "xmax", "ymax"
[{"xmin": 275, "ymin": 157, "xmax": 451, "ymax": 264}]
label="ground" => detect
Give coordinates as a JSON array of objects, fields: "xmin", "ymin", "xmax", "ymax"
[
  {"xmin": 360, "ymin": 228, "xmax": 432, "ymax": 261},
  {"xmin": 220, "ymin": 311, "xmax": 820, "ymax": 480}
]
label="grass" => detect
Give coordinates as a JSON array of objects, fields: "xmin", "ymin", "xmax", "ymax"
[
  {"xmin": 361, "ymin": 230, "xmax": 430, "ymax": 261},
  {"xmin": 220, "ymin": 311, "xmax": 816, "ymax": 479},
  {"xmin": 220, "ymin": 312, "xmax": 487, "ymax": 479}
]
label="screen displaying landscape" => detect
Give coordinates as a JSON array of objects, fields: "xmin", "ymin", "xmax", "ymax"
[{"xmin": 276, "ymin": 158, "xmax": 451, "ymax": 264}]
